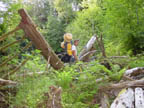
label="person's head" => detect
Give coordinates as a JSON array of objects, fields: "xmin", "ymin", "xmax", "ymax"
[
  {"xmin": 74, "ymin": 39, "xmax": 79, "ymax": 46},
  {"xmin": 64, "ymin": 33, "xmax": 72, "ymax": 42}
]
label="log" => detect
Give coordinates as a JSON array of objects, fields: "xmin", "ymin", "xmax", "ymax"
[
  {"xmin": 0, "ymin": 78, "xmax": 17, "ymax": 86},
  {"xmin": 110, "ymin": 56, "xmax": 129, "ymax": 58},
  {"xmin": 100, "ymin": 79, "xmax": 144, "ymax": 91},
  {"xmin": 16, "ymin": 71, "xmax": 45, "ymax": 77},
  {"xmin": 100, "ymin": 93, "xmax": 109, "ymax": 108},
  {"xmin": 79, "ymin": 35, "xmax": 96, "ymax": 61},
  {"xmin": 124, "ymin": 67, "xmax": 144, "ymax": 77},
  {"xmin": 18, "ymin": 9, "xmax": 64, "ymax": 70},
  {"xmin": 110, "ymin": 88, "xmax": 134, "ymax": 108},
  {"xmin": 135, "ymin": 87, "xmax": 144, "ymax": 108}
]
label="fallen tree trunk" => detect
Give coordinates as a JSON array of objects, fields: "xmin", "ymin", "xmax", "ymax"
[
  {"xmin": 100, "ymin": 79, "xmax": 144, "ymax": 91},
  {"xmin": 0, "ymin": 78, "xmax": 17, "ymax": 86},
  {"xmin": 18, "ymin": 9, "xmax": 64, "ymax": 70},
  {"xmin": 110, "ymin": 88, "xmax": 134, "ymax": 108},
  {"xmin": 124, "ymin": 67, "xmax": 144, "ymax": 77},
  {"xmin": 79, "ymin": 35, "xmax": 96, "ymax": 61},
  {"xmin": 135, "ymin": 87, "xmax": 144, "ymax": 108}
]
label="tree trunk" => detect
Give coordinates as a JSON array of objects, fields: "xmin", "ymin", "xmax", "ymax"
[
  {"xmin": 79, "ymin": 35, "xmax": 96, "ymax": 61},
  {"xmin": 110, "ymin": 88, "xmax": 134, "ymax": 108},
  {"xmin": 18, "ymin": 9, "xmax": 64, "ymax": 70},
  {"xmin": 135, "ymin": 87, "xmax": 144, "ymax": 108}
]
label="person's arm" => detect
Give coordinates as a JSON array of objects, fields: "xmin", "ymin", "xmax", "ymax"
[{"xmin": 72, "ymin": 50, "xmax": 78, "ymax": 61}]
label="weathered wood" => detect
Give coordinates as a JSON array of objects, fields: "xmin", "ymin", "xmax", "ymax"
[
  {"xmin": 110, "ymin": 88, "xmax": 134, "ymax": 108},
  {"xmin": 0, "ymin": 78, "xmax": 17, "ymax": 86},
  {"xmin": 100, "ymin": 79, "xmax": 144, "ymax": 91},
  {"xmin": 110, "ymin": 56, "xmax": 128, "ymax": 58},
  {"xmin": 124, "ymin": 67, "xmax": 144, "ymax": 77},
  {"xmin": 0, "ymin": 26, "xmax": 21, "ymax": 42},
  {"xmin": 135, "ymin": 87, "xmax": 144, "ymax": 108},
  {"xmin": 37, "ymin": 86, "xmax": 62, "ymax": 108},
  {"xmin": 18, "ymin": 9, "xmax": 64, "ymax": 70},
  {"xmin": 16, "ymin": 71, "xmax": 45, "ymax": 77},
  {"xmin": 96, "ymin": 34, "xmax": 106, "ymax": 58},
  {"xmin": 79, "ymin": 35, "xmax": 96, "ymax": 61},
  {"xmin": 101, "ymin": 93, "xmax": 109, "ymax": 108},
  {"xmin": 79, "ymin": 50, "xmax": 97, "ymax": 62}
]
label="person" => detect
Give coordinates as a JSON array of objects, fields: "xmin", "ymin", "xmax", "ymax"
[
  {"xmin": 61, "ymin": 33, "xmax": 73, "ymax": 63},
  {"xmin": 71, "ymin": 39, "xmax": 79, "ymax": 62}
]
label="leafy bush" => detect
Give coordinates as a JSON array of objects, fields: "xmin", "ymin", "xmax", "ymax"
[
  {"xmin": 11, "ymin": 76, "xmax": 54, "ymax": 108},
  {"xmin": 65, "ymin": 4, "xmax": 103, "ymax": 51}
]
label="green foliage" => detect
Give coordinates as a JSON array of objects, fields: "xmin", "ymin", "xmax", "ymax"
[
  {"xmin": 103, "ymin": 0, "xmax": 144, "ymax": 55},
  {"xmin": 66, "ymin": 3, "xmax": 103, "ymax": 50},
  {"xmin": 43, "ymin": 15, "xmax": 65, "ymax": 52},
  {"xmin": 11, "ymin": 76, "xmax": 54, "ymax": 108},
  {"xmin": 128, "ymin": 56, "xmax": 144, "ymax": 68},
  {"xmin": 57, "ymin": 61, "xmax": 125, "ymax": 107},
  {"xmin": 55, "ymin": 67, "xmax": 76, "ymax": 89},
  {"xmin": 54, "ymin": 0, "xmax": 76, "ymax": 24}
]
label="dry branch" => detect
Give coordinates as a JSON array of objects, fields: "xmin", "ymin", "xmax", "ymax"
[
  {"xmin": 124, "ymin": 67, "xmax": 144, "ymax": 77},
  {"xmin": 0, "ymin": 35, "xmax": 25, "ymax": 51},
  {"xmin": 2, "ymin": 57, "xmax": 30, "ymax": 79},
  {"xmin": 0, "ymin": 78, "xmax": 17, "ymax": 86},
  {"xmin": 0, "ymin": 26, "xmax": 21, "ymax": 42},
  {"xmin": 100, "ymin": 79, "xmax": 144, "ymax": 91},
  {"xmin": 100, "ymin": 93, "xmax": 109, "ymax": 108},
  {"xmin": 16, "ymin": 71, "xmax": 45, "ymax": 77},
  {"xmin": 96, "ymin": 34, "xmax": 106, "ymax": 58},
  {"xmin": 0, "ymin": 42, "xmax": 32, "ymax": 67},
  {"xmin": 110, "ymin": 56, "xmax": 129, "ymax": 58},
  {"xmin": 79, "ymin": 35, "xmax": 96, "ymax": 61}
]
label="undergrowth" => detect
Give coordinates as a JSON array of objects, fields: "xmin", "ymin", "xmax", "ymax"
[{"xmin": 10, "ymin": 56, "xmax": 144, "ymax": 108}]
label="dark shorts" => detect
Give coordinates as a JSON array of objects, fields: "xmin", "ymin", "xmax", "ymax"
[{"xmin": 61, "ymin": 54, "xmax": 72, "ymax": 63}]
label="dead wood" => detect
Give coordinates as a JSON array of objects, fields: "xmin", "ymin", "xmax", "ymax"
[
  {"xmin": 100, "ymin": 93, "xmax": 109, "ymax": 108},
  {"xmin": 18, "ymin": 9, "xmax": 64, "ymax": 70},
  {"xmin": 0, "ymin": 78, "xmax": 17, "ymax": 86},
  {"xmin": 110, "ymin": 88, "xmax": 134, "ymax": 108},
  {"xmin": 37, "ymin": 86, "xmax": 62, "ymax": 108},
  {"xmin": 135, "ymin": 87, "xmax": 144, "ymax": 108},
  {"xmin": 16, "ymin": 71, "xmax": 45, "ymax": 77},
  {"xmin": 3, "ymin": 57, "xmax": 30, "ymax": 79},
  {"xmin": 110, "ymin": 56, "xmax": 129, "ymax": 58},
  {"xmin": 0, "ymin": 42, "xmax": 32, "ymax": 67},
  {"xmin": 124, "ymin": 67, "xmax": 144, "ymax": 77},
  {"xmin": 96, "ymin": 34, "xmax": 106, "ymax": 58},
  {"xmin": 79, "ymin": 35, "xmax": 96, "ymax": 61},
  {"xmin": 100, "ymin": 79, "xmax": 144, "ymax": 91}
]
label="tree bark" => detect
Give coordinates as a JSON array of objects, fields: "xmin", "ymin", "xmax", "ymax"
[
  {"xmin": 0, "ymin": 78, "xmax": 17, "ymax": 86},
  {"xmin": 110, "ymin": 88, "xmax": 134, "ymax": 108},
  {"xmin": 96, "ymin": 34, "xmax": 106, "ymax": 58},
  {"xmin": 135, "ymin": 87, "xmax": 144, "ymax": 108},
  {"xmin": 18, "ymin": 9, "xmax": 64, "ymax": 70},
  {"xmin": 79, "ymin": 35, "xmax": 96, "ymax": 61},
  {"xmin": 100, "ymin": 79, "xmax": 144, "ymax": 91}
]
